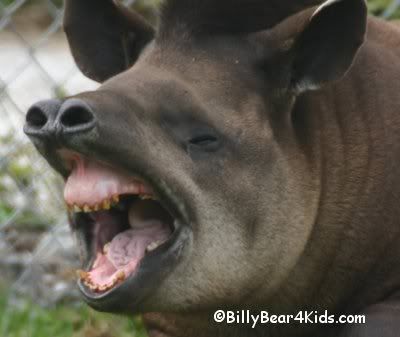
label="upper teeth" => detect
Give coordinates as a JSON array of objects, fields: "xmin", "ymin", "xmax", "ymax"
[
  {"xmin": 103, "ymin": 243, "xmax": 111, "ymax": 254},
  {"xmin": 67, "ymin": 193, "xmax": 158, "ymax": 213},
  {"xmin": 67, "ymin": 195, "xmax": 120, "ymax": 213}
]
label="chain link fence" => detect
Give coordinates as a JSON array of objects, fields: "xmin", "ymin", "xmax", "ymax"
[
  {"xmin": 0, "ymin": 2, "xmax": 158, "ymax": 334},
  {"xmin": 0, "ymin": 0, "xmax": 97, "ymax": 309},
  {"xmin": 0, "ymin": 0, "xmax": 399, "ymax": 334}
]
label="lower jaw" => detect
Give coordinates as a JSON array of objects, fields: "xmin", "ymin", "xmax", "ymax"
[{"xmin": 78, "ymin": 222, "xmax": 191, "ymax": 314}]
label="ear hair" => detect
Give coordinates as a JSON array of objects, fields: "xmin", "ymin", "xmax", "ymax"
[
  {"xmin": 289, "ymin": 0, "xmax": 367, "ymax": 93},
  {"xmin": 64, "ymin": 0, "xmax": 155, "ymax": 82}
]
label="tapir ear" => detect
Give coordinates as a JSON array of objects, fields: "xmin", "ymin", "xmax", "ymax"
[
  {"xmin": 64, "ymin": 0, "xmax": 155, "ymax": 82},
  {"xmin": 289, "ymin": 0, "xmax": 367, "ymax": 93}
]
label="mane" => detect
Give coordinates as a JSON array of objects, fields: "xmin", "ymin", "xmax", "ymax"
[{"xmin": 158, "ymin": 0, "xmax": 323, "ymax": 37}]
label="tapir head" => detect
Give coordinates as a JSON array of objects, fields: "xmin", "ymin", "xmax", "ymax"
[{"xmin": 24, "ymin": 0, "xmax": 367, "ymax": 314}]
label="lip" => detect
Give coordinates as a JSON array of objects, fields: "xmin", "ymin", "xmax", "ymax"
[{"xmin": 57, "ymin": 150, "xmax": 192, "ymax": 313}]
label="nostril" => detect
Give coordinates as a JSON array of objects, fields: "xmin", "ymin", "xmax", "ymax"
[
  {"xmin": 60, "ymin": 105, "xmax": 94, "ymax": 128},
  {"xmin": 26, "ymin": 106, "xmax": 48, "ymax": 129},
  {"xmin": 59, "ymin": 99, "xmax": 96, "ymax": 132},
  {"xmin": 25, "ymin": 99, "xmax": 61, "ymax": 137}
]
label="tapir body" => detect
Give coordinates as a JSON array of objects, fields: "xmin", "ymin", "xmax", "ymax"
[{"xmin": 24, "ymin": 0, "xmax": 400, "ymax": 336}]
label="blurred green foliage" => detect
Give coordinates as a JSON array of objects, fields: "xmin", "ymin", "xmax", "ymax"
[
  {"xmin": 0, "ymin": 292, "xmax": 147, "ymax": 337},
  {"xmin": 370, "ymin": 0, "xmax": 400, "ymax": 17},
  {"xmin": 0, "ymin": 134, "xmax": 56, "ymax": 229}
]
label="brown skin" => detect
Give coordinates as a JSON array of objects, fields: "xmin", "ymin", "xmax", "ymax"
[{"xmin": 24, "ymin": 0, "xmax": 400, "ymax": 336}]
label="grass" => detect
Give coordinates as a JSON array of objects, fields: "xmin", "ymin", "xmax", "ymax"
[{"xmin": 0, "ymin": 291, "xmax": 148, "ymax": 337}]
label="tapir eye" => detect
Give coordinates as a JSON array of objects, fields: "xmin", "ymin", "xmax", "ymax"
[
  {"xmin": 189, "ymin": 135, "xmax": 218, "ymax": 147},
  {"xmin": 187, "ymin": 134, "xmax": 220, "ymax": 155}
]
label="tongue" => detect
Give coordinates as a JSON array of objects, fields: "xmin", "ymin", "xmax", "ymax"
[
  {"xmin": 86, "ymin": 220, "xmax": 171, "ymax": 291},
  {"xmin": 64, "ymin": 156, "xmax": 150, "ymax": 206},
  {"xmin": 107, "ymin": 221, "xmax": 170, "ymax": 268}
]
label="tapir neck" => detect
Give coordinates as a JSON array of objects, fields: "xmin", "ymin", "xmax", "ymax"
[{"xmin": 275, "ymin": 32, "xmax": 400, "ymax": 321}]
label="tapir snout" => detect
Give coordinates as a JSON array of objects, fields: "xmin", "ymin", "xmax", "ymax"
[{"xmin": 25, "ymin": 98, "xmax": 96, "ymax": 140}]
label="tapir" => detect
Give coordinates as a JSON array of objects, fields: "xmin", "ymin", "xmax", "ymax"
[{"xmin": 23, "ymin": 0, "xmax": 400, "ymax": 336}]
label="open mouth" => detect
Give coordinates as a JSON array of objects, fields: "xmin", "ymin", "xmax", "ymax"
[{"xmin": 62, "ymin": 153, "xmax": 188, "ymax": 301}]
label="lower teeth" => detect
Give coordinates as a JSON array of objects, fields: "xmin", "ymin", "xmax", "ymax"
[
  {"xmin": 77, "ymin": 269, "xmax": 126, "ymax": 292},
  {"xmin": 146, "ymin": 241, "xmax": 161, "ymax": 253}
]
